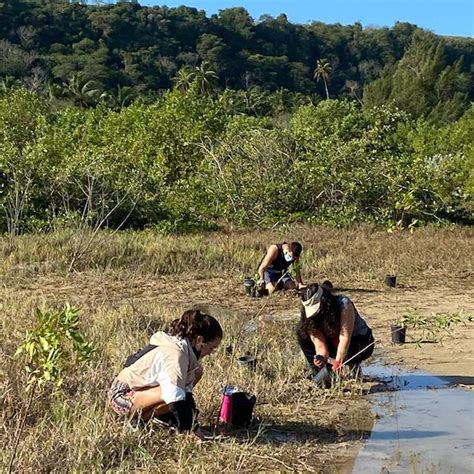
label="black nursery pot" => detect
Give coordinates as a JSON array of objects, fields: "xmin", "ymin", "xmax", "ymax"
[
  {"xmin": 391, "ymin": 325, "xmax": 406, "ymax": 344},
  {"xmin": 385, "ymin": 274, "xmax": 397, "ymax": 288},
  {"xmin": 231, "ymin": 392, "xmax": 257, "ymax": 427},
  {"xmin": 257, "ymin": 287, "xmax": 269, "ymax": 297},
  {"xmin": 243, "ymin": 277, "xmax": 256, "ymax": 297}
]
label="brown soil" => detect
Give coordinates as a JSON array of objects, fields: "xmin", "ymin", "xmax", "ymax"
[{"xmin": 351, "ymin": 282, "xmax": 474, "ymax": 386}]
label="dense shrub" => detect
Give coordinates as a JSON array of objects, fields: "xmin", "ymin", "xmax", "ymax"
[{"xmin": 0, "ymin": 88, "xmax": 472, "ymax": 235}]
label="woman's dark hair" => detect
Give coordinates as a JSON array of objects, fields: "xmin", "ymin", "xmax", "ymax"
[
  {"xmin": 290, "ymin": 241, "xmax": 303, "ymax": 257},
  {"xmin": 298, "ymin": 282, "xmax": 340, "ymax": 339},
  {"xmin": 169, "ymin": 309, "xmax": 223, "ymax": 342}
]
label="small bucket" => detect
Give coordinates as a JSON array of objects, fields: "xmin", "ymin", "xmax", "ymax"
[
  {"xmin": 391, "ymin": 325, "xmax": 406, "ymax": 344},
  {"xmin": 238, "ymin": 355, "xmax": 257, "ymax": 370},
  {"xmin": 230, "ymin": 392, "xmax": 256, "ymax": 427},
  {"xmin": 385, "ymin": 275, "xmax": 397, "ymax": 288},
  {"xmin": 244, "ymin": 277, "xmax": 256, "ymax": 297}
]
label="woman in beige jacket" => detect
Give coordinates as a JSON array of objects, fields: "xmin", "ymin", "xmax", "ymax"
[{"xmin": 109, "ymin": 309, "xmax": 222, "ymax": 436}]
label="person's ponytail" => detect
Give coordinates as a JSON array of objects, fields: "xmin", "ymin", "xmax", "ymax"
[{"xmin": 169, "ymin": 309, "xmax": 223, "ymax": 342}]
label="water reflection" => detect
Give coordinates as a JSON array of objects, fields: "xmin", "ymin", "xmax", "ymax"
[{"xmin": 348, "ymin": 362, "xmax": 474, "ymax": 473}]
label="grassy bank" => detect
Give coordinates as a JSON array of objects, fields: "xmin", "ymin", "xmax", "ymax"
[
  {"xmin": 2, "ymin": 224, "xmax": 472, "ymax": 284},
  {"xmin": 1, "ymin": 292, "xmax": 374, "ymax": 472}
]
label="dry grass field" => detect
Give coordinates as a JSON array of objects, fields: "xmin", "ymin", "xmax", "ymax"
[{"xmin": 1, "ymin": 225, "xmax": 473, "ymax": 472}]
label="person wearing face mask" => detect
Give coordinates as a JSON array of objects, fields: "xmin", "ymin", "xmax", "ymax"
[
  {"xmin": 257, "ymin": 241, "xmax": 304, "ymax": 294},
  {"xmin": 108, "ymin": 309, "xmax": 222, "ymax": 440}
]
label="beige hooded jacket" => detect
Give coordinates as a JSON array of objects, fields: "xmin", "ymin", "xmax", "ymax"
[{"xmin": 116, "ymin": 332, "xmax": 201, "ymax": 404}]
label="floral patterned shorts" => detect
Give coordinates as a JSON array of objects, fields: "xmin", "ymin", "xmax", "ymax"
[{"xmin": 109, "ymin": 378, "xmax": 136, "ymax": 416}]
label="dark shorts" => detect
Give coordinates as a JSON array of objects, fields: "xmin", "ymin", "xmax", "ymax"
[
  {"xmin": 263, "ymin": 269, "xmax": 293, "ymax": 288},
  {"xmin": 109, "ymin": 378, "xmax": 136, "ymax": 416}
]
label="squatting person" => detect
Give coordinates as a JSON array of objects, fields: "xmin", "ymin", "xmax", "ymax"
[
  {"xmin": 257, "ymin": 241, "xmax": 304, "ymax": 294},
  {"xmin": 108, "ymin": 309, "xmax": 222, "ymax": 439},
  {"xmin": 296, "ymin": 283, "xmax": 374, "ymax": 381}
]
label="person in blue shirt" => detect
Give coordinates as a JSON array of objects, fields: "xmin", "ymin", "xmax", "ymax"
[{"xmin": 257, "ymin": 241, "xmax": 304, "ymax": 294}]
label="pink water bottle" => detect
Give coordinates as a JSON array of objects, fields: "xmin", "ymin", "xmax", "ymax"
[{"xmin": 219, "ymin": 386, "xmax": 234, "ymax": 424}]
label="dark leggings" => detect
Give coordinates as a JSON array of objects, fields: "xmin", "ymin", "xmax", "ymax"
[{"xmin": 296, "ymin": 322, "xmax": 375, "ymax": 368}]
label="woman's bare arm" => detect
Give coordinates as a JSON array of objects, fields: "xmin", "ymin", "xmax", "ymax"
[
  {"xmin": 310, "ymin": 329, "xmax": 329, "ymax": 360},
  {"xmin": 257, "ymin": 245, "xmax": 278, "ymax": 279},
  {"xmin": 336, "ymin": 301, "xmax": 356, "ymax": 362}
]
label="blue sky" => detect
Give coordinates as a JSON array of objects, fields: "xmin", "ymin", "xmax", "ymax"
[{"xmin": 139, "ymin": 0, "xmax": 473, "ymax": 37}]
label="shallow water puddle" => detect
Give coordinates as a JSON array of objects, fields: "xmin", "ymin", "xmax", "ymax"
[{"xmin": 348, "ymin": 362, "xmax": 474, "ymax": 473}]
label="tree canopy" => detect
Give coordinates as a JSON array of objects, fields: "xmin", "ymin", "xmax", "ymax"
[
  {"xmin": 0, "ymin": 1, "xmax": 472, "ymax": 121},
  {"xmin": 0, "ymin": 2, "xmax": 472, "ymax": 234}
]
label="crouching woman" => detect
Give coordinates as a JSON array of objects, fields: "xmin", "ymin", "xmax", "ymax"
[
  {"xmin": 296, "ymin": 283, "xmax": 374, "ymax": 379},
  {"xmin": 109, "ymin": 309, "xmax": 222, "ymax": 437}
]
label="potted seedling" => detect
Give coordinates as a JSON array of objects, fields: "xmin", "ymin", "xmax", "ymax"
[
  {"xmin": 391, "ymin": 315, "xmax": 407, "ymax": 344},
  {"xmin": 243, "ymin": 276, "xmax": 256, "ymax": 297},
  {"xmin": 385, "ymin": 274, "xmax": 397, "ymax": 288},
  {"xmin": 237, "ymin": 354, "xmax": 257, "ymax": 370},
  {"xmin": 391, "ymin": 310, "xmax": 427, "ymax": 344}
]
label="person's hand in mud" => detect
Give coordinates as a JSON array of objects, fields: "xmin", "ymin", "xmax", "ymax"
[{"xmin": 313, "ymin": 354, "xmax": 327, "ymax": 371}]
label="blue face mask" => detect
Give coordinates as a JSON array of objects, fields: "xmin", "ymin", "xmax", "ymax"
[{"xmin": 284, "ymin": 252, "xmax": 293, "ymax": 263}]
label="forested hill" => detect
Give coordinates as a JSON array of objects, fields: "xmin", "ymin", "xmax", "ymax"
[{"xmin": 1, "ymin": 0, "xmax": 473, "ymax": 121}]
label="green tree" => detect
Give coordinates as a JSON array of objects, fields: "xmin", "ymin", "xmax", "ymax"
[
  {"xmin": 0, "ymin": 89, "xmax": 48, "ymax": 244},
  {"xmin": 193, "ymin": 62, "xmax": 219, "ymax": 95},
  {"xmin": 63, "ymin": 73, "xmax": 102, "ymax": 107},
  {"xmin": 38, "ymin": 104, "xmax": 148, "ymax": 270},
  {"xmin": 214, "ymin": 7, "xmax": 253, "ymax": 40},
  {"xmin": 195, "ymin": 126, "xmax": 302, "ymax": 224},
  {"xmin": 196, "ymin": 33, "xmax": 228, "ymax": 74},
  {"xmin": 0, "ymin": 1, "xmax": 470, "ymax": 115},
  {"xmin": 313, "ymin": 59, "xmax": 332, "ymax": 99},
  {"xmin": 364, "ymin": 32, "xmax": 471, "ymax": 122},
  {"xmin": 173, "ymin": 66, "xmax": 195, "ymax": 92}
]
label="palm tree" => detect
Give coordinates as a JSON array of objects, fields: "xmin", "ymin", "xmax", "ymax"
[
  {"xmin": 313, "ymin": 59, "xmax": 332, "ymax": 99},
  {"xmin": 115, "ymin": 85, "xmax": 137, "ymax": 108},
  {"xmin": 46, "ymin": 82, "xmax": 64, "ymax": 101},
  {"xmin": 193, "ymin": 62, "xmax": 219, "ymax": 95},
  {"xmin": 173, "ymin": 67, "xmax": 196, "ymax": 93},
  {"xmin": 0, "ymin": 76, "xmax": 19, "ymax": 92},
  {"xmin": 99, "ymin": 85, "xmax": 137, "ymax": 109},
  {"xmin": 64, "ymin": 73, "xmax": 101, "ymax": 106}
]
